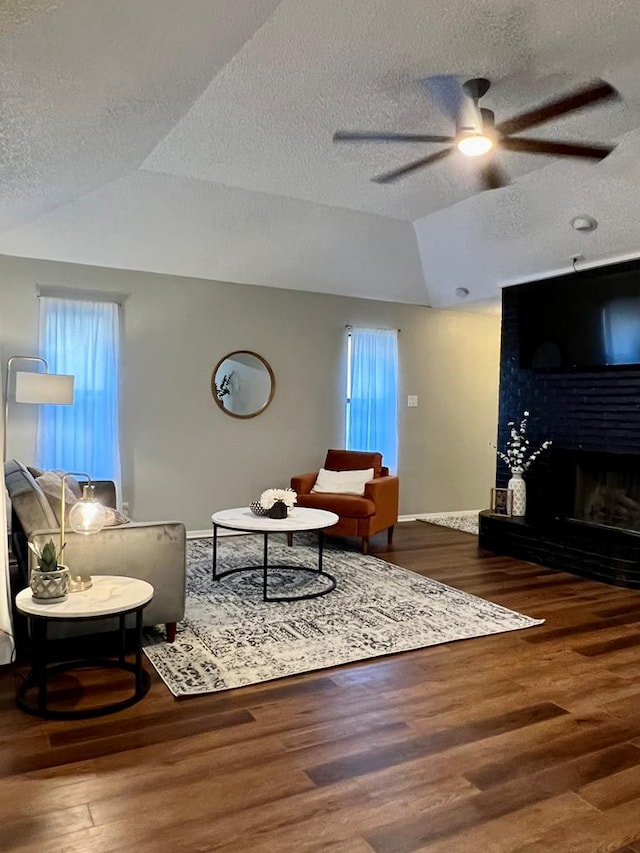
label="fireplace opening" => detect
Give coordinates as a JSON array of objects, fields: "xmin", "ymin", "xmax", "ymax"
[
  {"xmin": 525, "ymin": 449, "xmax": 640, "ymax": 535},
  {"xmin": 573, "ymin": 461, "xmax": 640, "ymax": 532}
]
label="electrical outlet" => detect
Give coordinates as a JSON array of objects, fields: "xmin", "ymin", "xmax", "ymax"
[{"xmin": 407, "ymin": 395, "xmax": 418, "ymax": 408}]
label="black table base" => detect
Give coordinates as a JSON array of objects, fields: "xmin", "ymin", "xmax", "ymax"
[
  {"xmin": 17, "ymin": 606, "xmax": 150, "ymax": 719},
  {"xmin": 212, "ymin": 526, "xmax": 336, "ymax": 602}
]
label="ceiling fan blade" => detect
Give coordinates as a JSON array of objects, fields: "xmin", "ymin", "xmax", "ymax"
[
  {"xmin": 333, "ymin": 131, "xmax": 454, "ymax": 144},
  {"xmin": 479, "ymin": 162, "xmax": 510, "ymax": 191},
  {"xmin": 496, "ymin": 79, "xmax": 619, "ymax": 136},
  {"xmin": 502, "ymin": 137, "xmax": 614, "ymax": 160},
  {"xmin": 372, "ymin": 147, "xmax": 453, "ymax": 184},
  {"xmin": 423, "ymin": 75, "xmax": 466, "ymax": 122}
]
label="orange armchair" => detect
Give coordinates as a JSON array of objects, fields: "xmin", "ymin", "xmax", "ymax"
[{"xmin": 291, "ymin": 449, "xmax": 399, "ymax": 554}]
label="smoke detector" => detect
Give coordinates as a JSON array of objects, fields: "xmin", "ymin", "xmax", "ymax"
[
  {"xmin": 455, "ymin": 287, "xmax": 470, "ymax": 298},
  {"xmin": 570, "ymin": 215, "xmax": 598, "ymax": 232}
]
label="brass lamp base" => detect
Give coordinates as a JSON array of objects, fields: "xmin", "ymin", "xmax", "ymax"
[{"xmin": 69, "ymin": 573, "xmax": 93, "ymax": 593}]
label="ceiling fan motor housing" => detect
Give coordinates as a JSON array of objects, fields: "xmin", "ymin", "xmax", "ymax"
[
  {"xmin": 456, "ymin": 78, "xmax": 490, "ymax": 135},
  {"xmin": 456, "ymin": 106, "xmax": 483, "ymax": 135}
]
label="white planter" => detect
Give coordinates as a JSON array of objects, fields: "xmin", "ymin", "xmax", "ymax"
[
  {"xmin": 508, "ymin": 471, "xmax": 526, "ymax": 517},
  {"xmin": 30, "ymin": 565, "xmax": 70, "ymax": 603}
]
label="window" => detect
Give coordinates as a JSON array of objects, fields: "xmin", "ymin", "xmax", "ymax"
[
  {"xmin": 345, "ymin": 327, "xmax": 398, "ymax": 472},
  {"xmin": 37, "ymin": 296, "xmax": 122, "ymax": 486}
]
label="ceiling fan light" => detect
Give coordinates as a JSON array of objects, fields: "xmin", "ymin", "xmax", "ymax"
[{"xmin": 457, "ymin": 134, "xmax": 494, "ymax": 157}]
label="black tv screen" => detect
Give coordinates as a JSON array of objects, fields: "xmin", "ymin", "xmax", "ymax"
[{"xmin": 517, "ymin": 260, "xmax": 640, "ymax": 370}]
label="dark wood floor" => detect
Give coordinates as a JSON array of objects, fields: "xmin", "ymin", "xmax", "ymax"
[{"xmin": 4, "ymin": 521, "xmax": 640, "ymax": 852}]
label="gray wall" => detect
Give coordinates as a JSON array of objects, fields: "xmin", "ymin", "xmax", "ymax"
[{"xmin": 0, "ymin": 254, "xmax": 501, "ymax": 530}]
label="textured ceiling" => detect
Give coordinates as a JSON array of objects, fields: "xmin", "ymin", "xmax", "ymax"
[{"xmin": 1, "ymin": 0, "xmax": 640, "ymax": 306}]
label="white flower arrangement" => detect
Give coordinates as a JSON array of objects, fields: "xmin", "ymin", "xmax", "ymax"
[
  {"xmin": 494, "ymin": 411, "xmax": 552, "ymax": 473},
  {"xmin": 259, "ymin": 487, "xmax": 297, "ymax": 510}
]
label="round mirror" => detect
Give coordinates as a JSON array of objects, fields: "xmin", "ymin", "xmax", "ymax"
[{"xmin": 211, "ymin": 351, "xmax": 275, "ymax": 419}]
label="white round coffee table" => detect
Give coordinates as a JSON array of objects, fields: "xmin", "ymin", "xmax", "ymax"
[
  {"xmin": 15, "ymin": 576, "xmax": 154, "ymax": 719},
  {"xmin": 211, "ymin": 506, "xmax": 339, "ymax": 602}
]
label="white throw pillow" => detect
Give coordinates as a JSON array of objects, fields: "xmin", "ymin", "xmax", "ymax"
[
  {"xmin": 311, "ymin": 467, "xmax": 374, "ymax": 497},
  {"xmin": 35, "ymin": 470, "xmax": 130, "ymax": 526},
  {"xmin": 102, "ymin": 507, "xmax": 132, "ymax": 526},
  {"xmin": 35, "ymin": 471, "xmax": 82, "ymax": 524}
]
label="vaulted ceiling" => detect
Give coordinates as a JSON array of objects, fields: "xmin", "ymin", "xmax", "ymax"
[{"xmin": 1, "ymin": 0, "xmax": 640, "ymax": 307}]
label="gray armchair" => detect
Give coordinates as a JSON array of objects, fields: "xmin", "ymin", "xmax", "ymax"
[{"xmin": 5, "ymin": 459, "xmax": 186, "ymax": 642}]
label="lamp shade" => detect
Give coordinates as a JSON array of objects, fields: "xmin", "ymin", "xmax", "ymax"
[{"xmin": 15, "ymin": 371, "xmax": 74, "ymax": 405}]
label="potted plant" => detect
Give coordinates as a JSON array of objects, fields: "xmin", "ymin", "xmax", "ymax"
[
  {"xmin": 494, "ymin": 411, "xmax": 552, "ymax": 517},
  {"xmin": 259, "ymin": 488, "xmax": 297, "ymax": 519},
  {"xmin": 27, "ymin": 539, "xmax": 70, "ymax": 602}
]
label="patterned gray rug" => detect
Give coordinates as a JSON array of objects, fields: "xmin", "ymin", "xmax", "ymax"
[
  {"xmin": 144, "ymin": 536, "xmax": 542, "ymax": 697},
  {"xmin": 420, "ymin": 512, "xmax": 479, "ymax": 535}
]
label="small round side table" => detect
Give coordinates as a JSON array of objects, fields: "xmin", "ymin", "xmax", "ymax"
[{"xmin": 15, "ymin": 575, "xmax": 154, "ymax": 719}]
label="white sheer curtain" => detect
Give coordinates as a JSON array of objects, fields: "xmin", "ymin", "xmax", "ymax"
[
  {"xmin": 37, "ymin": 297, "xmax": 122, "ymax": 488},
  {"xmin": 346, "ymin": 327, "xmax": 399, "ymax": 473},
  {"xmin": 1, "ymin": 391, "xmax": 15, "ymax": 666}
]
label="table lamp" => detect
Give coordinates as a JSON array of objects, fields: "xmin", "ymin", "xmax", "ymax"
[{"xmin": 60, "ymin": 472, "xmax": 107, "ymax": 592}]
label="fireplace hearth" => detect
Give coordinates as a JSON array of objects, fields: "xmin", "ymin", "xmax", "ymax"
[
  {"xmin": 480, "ymin": 448, "xmax": 640, "ymax": 588},
  {"xmin": 487, "ymin": 276, "xmax": 640, "ymax": 589}
]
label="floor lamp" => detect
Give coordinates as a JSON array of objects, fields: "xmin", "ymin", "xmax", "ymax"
[{"xmin": 3, "ymin": 356, "xmax": 75, "ymax": 461}]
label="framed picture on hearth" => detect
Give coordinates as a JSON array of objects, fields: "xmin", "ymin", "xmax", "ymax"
[{"xmin": 490, "ymin": 487, "xmax": 513, "ymax": 517}]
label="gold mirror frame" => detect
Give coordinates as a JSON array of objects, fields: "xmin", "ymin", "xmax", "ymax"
[{"xmin": 211, "ymin": 350, "xmax": 275, "ymax": 419}]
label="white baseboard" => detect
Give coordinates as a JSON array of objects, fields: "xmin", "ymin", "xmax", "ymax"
[
  {"xmin": 188, "ymin": 514, "xmax": 477, "ymax": 538},
  {"xmin": 187, "ymin": 528, "xmax": 249, "ymax": 539}
]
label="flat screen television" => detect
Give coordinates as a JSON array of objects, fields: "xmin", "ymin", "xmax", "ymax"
[{"xmin": 517, "ymin": 259, "xmax": 640, "ymax": 370}]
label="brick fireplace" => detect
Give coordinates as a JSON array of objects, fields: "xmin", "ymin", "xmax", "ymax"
[{"xmin": 479, "ymin": 274, "xmax": 640, "ymax": 588}]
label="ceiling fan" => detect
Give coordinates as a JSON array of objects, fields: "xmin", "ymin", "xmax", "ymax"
[{"xmin": 333, "ymin": 76, "xmax": 619, "ymax": 190}]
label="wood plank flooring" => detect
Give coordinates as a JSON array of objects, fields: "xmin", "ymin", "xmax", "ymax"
[{"xmin": 3, "ymin": 521, "xmax": 640, "ymax": 851}]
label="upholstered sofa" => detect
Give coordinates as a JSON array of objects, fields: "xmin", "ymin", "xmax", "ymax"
[
  {"xmin": 291, "ymin": 449, "xmax": 399, "ymax": 554},
  {"xmin": 5, "ymin": 459, "xmax": 186, "ymax": 641}
]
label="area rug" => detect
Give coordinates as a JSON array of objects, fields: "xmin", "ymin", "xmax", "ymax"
[
  {"xmin": 144, "ymin": 536, "xmax": 542, "ymax": 697},
  {"xmin": 420, "ymin": 511, "xmax": 479, "ymax": 535}
]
